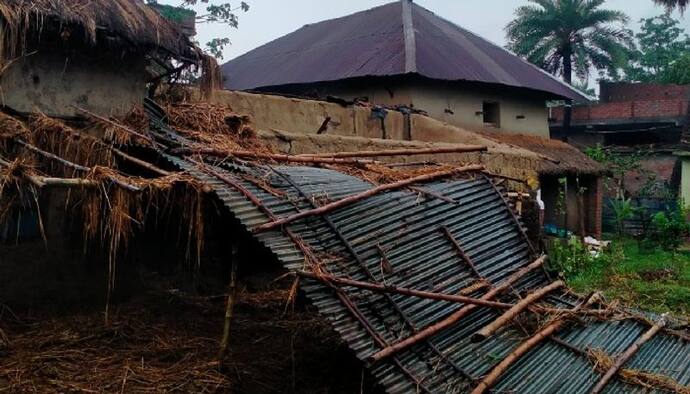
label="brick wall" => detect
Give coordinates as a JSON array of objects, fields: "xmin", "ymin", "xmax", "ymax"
[
  {"xmin": 600, "ymin": 82, "xmax": 690, "ymax": 103},
  {"xmin": 550, "ymin": 100, "xmax": 689, "ymax": 123}
]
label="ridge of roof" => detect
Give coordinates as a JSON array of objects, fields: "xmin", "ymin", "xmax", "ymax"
[{"xmin": 402, "ymin": 0, "xmax": 417, "ymax": 74}]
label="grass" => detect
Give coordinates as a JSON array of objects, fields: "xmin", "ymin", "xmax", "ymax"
[{"xmin": 565, "ymin": 237, "xmax": 690, "ymax": 317}]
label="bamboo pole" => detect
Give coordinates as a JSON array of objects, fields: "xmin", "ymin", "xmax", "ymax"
[
  {"xmin": 15, "ymin": 140, "xmax": 141, "ymax": 191},
  {"xmin": 0, "ymin": 155, "xmax": 99, "ymax": 189},
  {"xmin": 298, "ymin": 270, "xmax": 603, "ymax": 317},
  {"xmin": 471, "ymin": 280, "xmax": 565, "ymax": 342},
  {"xmin": 174, "ymin": 147, "xmax": 378, "ymax": 165},
  {"xmin": 590, "ymin": 314, "xmax": 668, "ymax": 394},
  {"xmin": 255, "ymin": 165, "xmax": 485, "ymax": 233},
  {"xmin": 297, "ymin": 271, "xmax": 514, "ymax": 309},
  {"xmin": 38, "ymin": 177, "xmax": 101, "ymax": 188},
  {"xmin": 441, "ymin": 225, "xmax": 483, "ymax": 278},
  {"xmin": 73, "ymin": 105, "xmax": 160, "ymax": 148},
  {"xmin": 471, "ymin": 293, "xmax": 602, "ymax": 394},
  {"xmin": 197, "ymin": 161, "xmax": 429, "ymax": 390},
  {"xmin": 110, "ymin": 148, "xmax": 171, "ymax": 176},
  {"xmin": 369, "ymin": 255, "xmax": 547, "ymax": 363},
  {"xmin": 218, "ymin": 254, "xmax": 238, "ymax": 362},
  {"xmin": 295, "ymin": 145, "xmax": 488, "ymax": 158},
  {"xmin": 47, "ymin": 124, "xmax": 171, "ymax": 176}
]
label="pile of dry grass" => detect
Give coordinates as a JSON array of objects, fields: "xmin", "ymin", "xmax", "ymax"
[
  {"xmin": 0, "ymin": 111, "xmax": 210, "ymax": 324},
  {"xmin": 0, "ymin": 307, "xmax": 231, "ymax": 392},
  {"xmin": 588, "ymin": 348, "xmax": 690, "ymax": 393},
  {"xmin": 164, "ymin": 102, "xmax": 263, "ymax": 151}
]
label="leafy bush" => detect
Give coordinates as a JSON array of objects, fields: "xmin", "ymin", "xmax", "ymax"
[
  {"xmin": 610, "ymin": 197, "xmax": 637, "ymax": 238},
  {"xmin": 548, "ymin": 237, "xmax": 596, "ymax": 277},
  {"xmin": 649, "ymin": 205, "xmax": 690, "ymax": 250}
]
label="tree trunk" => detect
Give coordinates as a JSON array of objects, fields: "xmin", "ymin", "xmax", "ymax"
[{"xmin": 562, "ymin": 48, "xmax": 573, "ymax": 143}]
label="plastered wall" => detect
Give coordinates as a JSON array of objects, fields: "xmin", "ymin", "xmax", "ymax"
[
  {"xmin": 0, "ymin": 48, "xmax": 147, "ymax": 118},
  {"xmin": 288, "ymin": 79, "xmax": 551, "ymax": 137}
]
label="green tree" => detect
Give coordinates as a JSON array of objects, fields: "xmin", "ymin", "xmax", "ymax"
[
  {"xmin": 506, "ymin": 0, "xmax": 633, "ymax": 85},
  {"xmin": 623, "ymin": 14, "xmax": 690, "ymax": 82},
  {"xmin": 653, "ymin": 0, "xmax": 688, "ymax": 12},
  {"xmin": 147, "ymin": 0, "xmax": 250, "ymax": 59},
  {"xmin": 663, "ymin": 52, "xmax": 690, "ymax": 84}
]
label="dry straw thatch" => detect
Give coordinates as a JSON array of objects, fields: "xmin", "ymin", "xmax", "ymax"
[
  {"xmin": 480, "ymin": 131, "xmax": 605, "ymax": 176},
  {"xmin": 588, "ymin": 348, "xmax": 690, "ymax": 394},
  {"xmin": 0, "ymin": 0, "xmax": 197, "ymax": 65}
]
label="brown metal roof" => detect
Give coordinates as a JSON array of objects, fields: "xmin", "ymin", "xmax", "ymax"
[{"xmin": 222, "ymin": 0, "xmax": 587, "ymax": 100}]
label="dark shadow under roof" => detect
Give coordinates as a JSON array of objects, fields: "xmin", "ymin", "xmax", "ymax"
[{"xmin": 222, "ymin": 1, "xmax": 587, "ymax": 101}]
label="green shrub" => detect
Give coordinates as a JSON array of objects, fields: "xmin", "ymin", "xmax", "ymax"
[
  {"xmin": 649, "ymin": 205, "xmax": 690, "ymax": 250},
  {"xmin": 610, "ymin": 197, "xmax": 637, "ymax": 239},
  {"xmin": 548, "ymin": 237, "xmax": 596, "ymax": 277}
]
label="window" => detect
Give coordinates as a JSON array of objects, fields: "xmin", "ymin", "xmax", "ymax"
[{"xmin": 483, "ymin": 102, "xmax": 500, "ymax": 128}]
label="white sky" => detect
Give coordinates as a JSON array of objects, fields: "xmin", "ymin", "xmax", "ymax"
[{"xmin": 161, "ymin": 0, "xmax": 688, "ymax": 87}]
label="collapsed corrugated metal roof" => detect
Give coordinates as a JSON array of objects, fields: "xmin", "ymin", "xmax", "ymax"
[
  {"xmin": 222, "ymin": 0, "xmax": 586, "ymax": 100},
  {"xmin": 143, "ymin": 104, "xmax": 690, "ymax": 394}
]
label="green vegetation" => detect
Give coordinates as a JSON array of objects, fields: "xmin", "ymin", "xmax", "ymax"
[
  {"xmin": 653, "ymin": 0, "xmax": 688, "ymax": 12},
  {"xmin": 623, "ymin": 14, "xmax": 690, "ymax": 84},
  {"xmin": 146, "ymin": 0, "xmax": 250, "ymax": 59},
  {"xmin": 151, "ymin": 3, "xmax": 196, "ymax": 23},
  {"xmin": 506, "ymin": 0, "xmax": 632, "ymax": 84},
  {"xmin": 564, "ymin": 238, "xmax": 690, "ymax": 316}
]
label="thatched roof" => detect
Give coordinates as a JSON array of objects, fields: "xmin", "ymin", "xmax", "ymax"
[
  {"xmin": 480, "ymin": 132, "xmax": 605, "ymax": 176},
  {"xmin": 0, "ymin": 0, "xmax": 197, "ymax": 60}
]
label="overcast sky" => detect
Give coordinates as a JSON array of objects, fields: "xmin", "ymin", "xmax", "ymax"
[{"xmin": 161, "ymin": 0, "xmax": 688, "ymax": 87}]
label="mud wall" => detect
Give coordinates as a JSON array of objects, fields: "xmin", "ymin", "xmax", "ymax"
[{"xmin": 0, "ymin": 48, "xmax": 147, "ymax": 118}]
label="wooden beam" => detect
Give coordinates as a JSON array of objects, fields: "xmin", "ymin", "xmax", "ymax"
[
  {"xmin": 295, "ymin": 145, "xmax": 488, "ymax": 159},
  {"xmin": 471, "ymin": 293, "xmax": 602, "ymax": 394},
  {"xmin": 441, "ymin": 225, "xmax": 483, "ymax": 278},
  {"xmin": 254, "ymin": 165, "xmax": 485, "ymax": 233},
  {"xmin": 15, "ymin": 139, "xmax": 141, "ymax": 191},
  {"xmin": 471, "ymin": 280, "xmax": 565, "ymax": 342},
  {"xmin": 72, "ymin": 105, "xmax": 160, "ymax": 148},
  {"xmin": 590, "ymin": 315, "xmax": 667, "ymax": 394},
  {"xmin": 368, "ymin": 255, "xmax": 547, "ymax": 363},
  {"xmin": 110, "ymin": 148, "xmax": 171, "ymax": 176},
  {"xmin": 174, "ymin": 147, "xmax": 379, "ymax": 165},
  {"xmin": 297, "ymin": 271, "xmax": 515, "ymax": 310}
]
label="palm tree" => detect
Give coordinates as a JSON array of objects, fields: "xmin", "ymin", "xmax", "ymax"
[
  {"xmin": 506, "ymin": 0, "xmax": 632, "ymax": 85},
  {"xmin": 654, "ymin": 0, "xmax": 688, "ymax": 12}
]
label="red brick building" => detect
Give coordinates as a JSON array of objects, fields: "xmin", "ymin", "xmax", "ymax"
[{"xmin": 550, "ymin": 82, "xmax": 690, "ymax": 232}]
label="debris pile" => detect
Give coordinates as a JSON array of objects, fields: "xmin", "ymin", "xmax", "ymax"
[{"xmin": 0, "ymin": 99, "xmax": 688, "ymax": 393}]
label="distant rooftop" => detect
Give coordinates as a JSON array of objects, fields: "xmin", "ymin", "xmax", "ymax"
[{"xmin": 222, "ymin": 0, "xmax": 587, "ymax": 100}]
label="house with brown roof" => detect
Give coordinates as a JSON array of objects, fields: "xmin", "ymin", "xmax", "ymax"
[
  {"xmin": 0, "ymin": 0, "xmax": 200, "ymax": 118},
  {"xmin": 222, "ymin": 0, "xmax": 588, "ymax": 138}
]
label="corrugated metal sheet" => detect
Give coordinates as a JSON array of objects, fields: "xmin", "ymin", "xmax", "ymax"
[
  {"xmin": 147, "ymin": 103, "xmax": 689, "ymax": 393},
  {"xmin": 221, "ymin": 1, "xmax": 585, "ymax": 100}
]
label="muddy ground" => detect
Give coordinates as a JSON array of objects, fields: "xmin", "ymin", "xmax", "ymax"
[{"xmin": 0, "ymin": 242, "xmax": 382, "ymax": 393}]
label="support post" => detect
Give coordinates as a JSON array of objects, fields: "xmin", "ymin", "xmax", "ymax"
[{"xmin": 218, "ymin": 249, "xmax": 238, "ymax": 362}]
